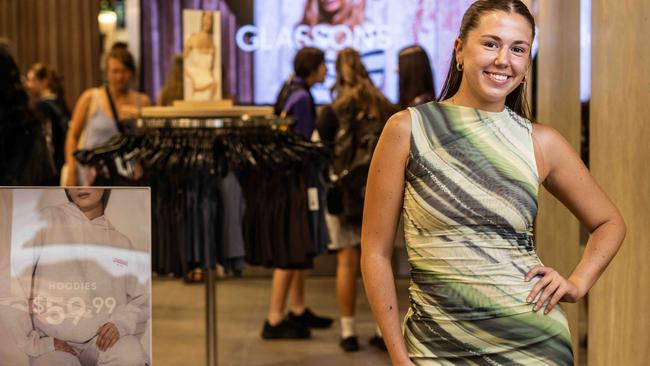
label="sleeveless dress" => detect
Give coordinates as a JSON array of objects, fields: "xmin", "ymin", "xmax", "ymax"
[
  {"xmin": 402, "ymin": 102, "xmax": 573, "ymax": 365},
  {"xmin": 184, "ymin": 47, "xmax": 215, "ymax": 101},
  {"xmin": 77, "ymin": 88, "xmax": 127, "ymax": 185}
]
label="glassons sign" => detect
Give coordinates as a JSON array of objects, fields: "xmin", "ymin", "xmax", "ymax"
[{"xmin": 235, "ymin": 23, "xmax": 392, "ymax": 52}]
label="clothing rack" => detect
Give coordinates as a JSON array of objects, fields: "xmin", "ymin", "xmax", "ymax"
[
  {"xmin": 77, "ymin": 105, "xmax": 327, "ymax": 366},
  {"xmin": 133, "ymin": 107, "xmax": 296, "ymax": 366}
]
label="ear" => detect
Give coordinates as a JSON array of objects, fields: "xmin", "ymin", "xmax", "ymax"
[{"xmin": 454, "ymin": 38, "xmax": 464, "ymax": 64}]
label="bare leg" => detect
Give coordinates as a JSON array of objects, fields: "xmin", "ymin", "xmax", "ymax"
[
  {"xmin": 267, "ymin": 268, "xmax": 295, "ymax": 325},
  {"xmin": 289, "ymin": 269, "xmax": 306, "ymax": 315},
  {"xmin": 336, "ymin": 245, "xmax": 360, "ymax": 317}
]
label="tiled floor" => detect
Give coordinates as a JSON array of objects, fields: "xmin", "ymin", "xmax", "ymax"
[{"xmin": 152, "ymin": 276, "xmax": 411, "ymax": 366}]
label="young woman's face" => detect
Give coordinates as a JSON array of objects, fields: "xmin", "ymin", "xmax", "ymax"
[
  {"xmin": 67, "ymin": 188, "xmax": 104, "ymax": 212},
  {"xmin": 455, "ymin": 11, "xmax": 533, "ymax": 106},
  {"xmin": 319, "ymin": 0, "xmax": 344, "ymax": 14},
  {"xmin": 201, "ymin": 13, "xmax": 213, "ymax": 32},
  {"xmin": 24, "ymin": 70, "xmax": 46, "ymax": 97},
  {"xmin": 106, "ymin": 57, "xmax": 133, "ymax": 92}
]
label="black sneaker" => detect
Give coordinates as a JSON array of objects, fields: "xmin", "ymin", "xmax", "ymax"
[
  {"xmin": 339, "ymin": 336, "xmax": 360, "ymax": 352},
  {"xmin": 369, "ymin": 335, "xmax": 387, "ymax": 351},
  {"xmin": 261, "ymin": 319, "xmax": 311, "ymax": 339},
  {"xmin": 288, "ymin": 308, "xmax": 333, "ymax": 329}
]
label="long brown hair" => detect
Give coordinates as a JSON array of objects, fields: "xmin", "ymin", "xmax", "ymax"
[
  {"xmin": 158, "ymin": 54, "xmax": 184, "ymax": 106},
  {"xmin": 398, "ymin": 45, "xmax": 435, "ymax": 108},
  {"xmin": 301, "ymin": 0, "xmax": 365, "ymax": 28},
  {"xmin": 28, "ymin": 62, "xmax": 70, "ymax": 115},
  {"xmin": 438, "ymin": 0, "xmax": 535, "ymax": 120},
  {"xmin": 331, "ymin": 48, "xmax": 396, "ymax": 122}
]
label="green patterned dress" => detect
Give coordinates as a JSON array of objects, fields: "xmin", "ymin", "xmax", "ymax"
[{"xmin": 402, "ymin": 102, "xmax": 573, "ymax": 365}]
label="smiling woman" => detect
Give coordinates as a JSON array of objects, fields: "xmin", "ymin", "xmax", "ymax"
[
  {"xmin": 439, "ymin": 1, "xmax": 534, "ymax": 119},
  {"xmin": 360, "ymin": 0, "xmax": 626, "ymax": 365}
]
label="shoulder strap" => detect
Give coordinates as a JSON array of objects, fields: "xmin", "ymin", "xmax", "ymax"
[{"xmin": 104, "ymin": 86, "xmax": 124, "ymax": 133}]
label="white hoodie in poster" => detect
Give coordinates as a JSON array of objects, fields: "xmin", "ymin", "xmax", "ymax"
[{"xmin": 3, "ymin": 201, "xmax": 149, "ymax": 357}]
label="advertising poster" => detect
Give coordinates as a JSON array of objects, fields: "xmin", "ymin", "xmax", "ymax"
[
  {"xmin": 183, "ymin": 10, "xmax": 223, "ymax": 101},
  {"xmin": 236, "ymin": 0, "xmax": 476, "ymax": 104},
  {"xmin": 0, "ymin": 188, "xmax": 151, "ymax": 366}
]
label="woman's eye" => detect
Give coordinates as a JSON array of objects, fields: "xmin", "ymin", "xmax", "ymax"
[
  {"xmin": 512, "ymin": 47, "xmax": 526, "ymax": 54},
  {"xmin": 484, "ymin": 42, "xmax": 498, "ymax": 48}
]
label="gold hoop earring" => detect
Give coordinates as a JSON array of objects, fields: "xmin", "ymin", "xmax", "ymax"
[{"xmin": 456, "ymin": 61, "xmax": 463, "ymax": 72}]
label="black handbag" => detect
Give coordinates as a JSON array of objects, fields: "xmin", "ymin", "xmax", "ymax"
[{"xmin": 73, "ymin": 87, "xmax": 141, "ymax": 186}]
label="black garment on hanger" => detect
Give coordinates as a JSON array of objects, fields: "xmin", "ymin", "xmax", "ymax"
[{"xmin": 76, "ymin": 122, "xmax": 332, "ymax": 276}]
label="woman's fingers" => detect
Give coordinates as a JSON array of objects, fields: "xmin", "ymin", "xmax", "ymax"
[
  {"xmin": 525, "ymin": 266, "xmax": 575, "ymax": 314},
  {"xmin": 545, "ymin": 284, "xmax": 567, "ymax": 314},
  {"xmin": 527, "ymin": 269, "xmax": 554, "ymax": 303},
  {"xmin": 96, "ymin": 323, "xmax": 120, "ymax": 351},
  {"xmin": 106, "ymin": 330, "xmax": 119, "ymax": 350},
  {"xmin": 97, "ymin": 323, "xmax": 111, "ymax": 351},
  {"xmin": 525, "ymin": 265, "xmax": 545, "ymax": 281},
  {"xmin": 534, "ymin": 278, "xmax": 560, "ymax": 312}
]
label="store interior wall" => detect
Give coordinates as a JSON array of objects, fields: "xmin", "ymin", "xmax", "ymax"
[
  {"xmin": 589, "ymin": 0, "xmax": 650, "ymax": 364},
  {"xmin": 0, "ymin": 0, "xmax": 101, "ymax": 110},
  {"xmin": 535, "ymin": 0, "xmax": 583, "ymax": 362}
]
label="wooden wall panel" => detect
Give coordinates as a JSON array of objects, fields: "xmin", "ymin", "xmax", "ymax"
[
  {"xmin": 535, "ymin": 0, "xmax": 582, "ymax": 363},
  {"xmin": 0, "ymin": 0, "xmax": 101, "ymax": 110},
  {"xmin": 589, "ymin": 0, "xmax": 650, "ymax": 364},
  {"xmin": 0, "ymin": 1, "xmax": 18, "ymax": 49}
]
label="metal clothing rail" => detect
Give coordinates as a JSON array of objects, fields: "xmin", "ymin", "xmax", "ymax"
[
  {"xmin": 131, "ymin": 112, "xmax": 294, "ymax": 366},
  {"xmin": 131, "ymin": 115, "xmax": 295, "ymax": 130}
]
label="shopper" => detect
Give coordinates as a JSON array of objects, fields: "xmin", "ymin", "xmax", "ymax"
[
  {"xmin": 397, "ymin": 45, "xmax": 436, "ymax": 108},
  {"xmin": 0, "ymin": 41, "xmax": 56, "ymax": 185},
  {"xmin": 2, "ymin": 188, "xmax": 149, "ymax": 365},
  {"xmin": 361, "ymin": 0, "xmax": 626, "ymax": 364},
  {"xmin": 316, "ymin": 47, "xmax": 396, "ymax": 352},
  {"xmin": 273, "ymin": 47, "xmax": 327, "ymax": 138},
  {"xmin": 157, "ymin": 54, "xmax": 184, "ymax": 106},
  {"xmin": 263, "ymin": 47, "xmax": 332, "ymax": 340},
  {"xmin": 64, "ymin": 43, "xmax": 151, "ymax": 186},
  {"xmin": 24, "ymin": 63, "xmax": 71, "ymax": 185}
]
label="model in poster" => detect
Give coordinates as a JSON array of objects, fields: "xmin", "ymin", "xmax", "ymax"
[
  {"xmin": 184, "ymin": 11, "xmax": 218, "ymax": 101},
  {"xmin": 2, "ymin": 188, "xmax": 149, "ymax": 366}
]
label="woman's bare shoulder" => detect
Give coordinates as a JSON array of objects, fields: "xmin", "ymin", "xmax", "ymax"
[
  {"xmin": 383, "ymin": 109, "xmax": 412, "ymax": 141},
  {"xmin": 531, "ymin": 122, "xmax": 566, "ymax": 148}
]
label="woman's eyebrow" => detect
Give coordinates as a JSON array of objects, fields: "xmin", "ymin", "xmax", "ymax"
[{"xmin": 480, "ymin": 34, "xmax": 531, "ymax": 47}]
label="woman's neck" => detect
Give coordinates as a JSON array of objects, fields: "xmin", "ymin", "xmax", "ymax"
[
  {"xmin": 445, "ymin": 87, "xmax": 505, "ymax": 112},
  {"xmin": 108, "ymin": 85, "xmax": 129, "ymax": 98},
  {"xmin": 40, "ymin": 89, "xmax": 54, "ymax": 98},
  {"xmin": 80, "ymin": 204, "xmax": 104, "ymax": 220}
]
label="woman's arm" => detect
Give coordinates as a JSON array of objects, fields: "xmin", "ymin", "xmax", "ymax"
[
  {"xmin": 64, "ymin": 89, "xmax": 93, "ymax": 186},
  {"xmin": 527, "ymin": 123, "xmax": 626, "ymax": 313},
  {"xmin": 361, "ymin": 110, "xmax": 414, "ymax": 365}
]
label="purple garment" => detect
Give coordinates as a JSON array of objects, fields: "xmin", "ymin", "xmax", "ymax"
[{"xmin": 283, "ymin": 78, "xmax": 316, "ymax": 139}]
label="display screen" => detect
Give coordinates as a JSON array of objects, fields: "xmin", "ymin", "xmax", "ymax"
[{"xmin": 236, "ymin": 0, "xmax": 476, "ymax": 105}]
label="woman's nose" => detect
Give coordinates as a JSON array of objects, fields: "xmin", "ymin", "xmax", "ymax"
[{"xmin": 494, "ymin": 47, "xmax": 511, "ymax": 66}]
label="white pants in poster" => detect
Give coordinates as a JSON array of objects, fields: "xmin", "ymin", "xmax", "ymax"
[{"xmin": 31, "ymin": 335, "xmax": 148, "ymax": 366}]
